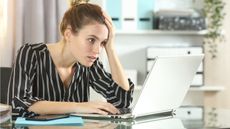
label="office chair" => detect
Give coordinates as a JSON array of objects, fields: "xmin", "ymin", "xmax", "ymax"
[{"xmin": 0, "ymin": 67, "xmax": 12, "ymax": 104}]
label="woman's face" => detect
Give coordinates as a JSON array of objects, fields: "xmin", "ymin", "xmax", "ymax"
[{"xmin": 68, "ymin": 23, "xmax": 108, "ymax": 67}]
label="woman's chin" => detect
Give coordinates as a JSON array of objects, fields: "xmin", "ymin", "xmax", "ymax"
[
  {"xmin": 77, "ymin": 60, "xmax": 93, "ymax": 67},
  {"xmin": 83, "ymin": 62, "xmax": 94, "ymax": 67}
]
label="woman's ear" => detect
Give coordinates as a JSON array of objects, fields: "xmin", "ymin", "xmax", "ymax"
[{"xmin": 64, "ymin": 28, "xmax": 72, "ymax": 42}]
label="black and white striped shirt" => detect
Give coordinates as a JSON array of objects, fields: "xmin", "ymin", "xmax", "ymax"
[{"xmin": 7, "ymin": 43, "xmax": 134, "ymax": 117}]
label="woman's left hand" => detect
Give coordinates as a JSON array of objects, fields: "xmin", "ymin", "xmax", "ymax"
[{"xmin": 103, "ymin": 12, "xmax": 115, "ymax": 50}]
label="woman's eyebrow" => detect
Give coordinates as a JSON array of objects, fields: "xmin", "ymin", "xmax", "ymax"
[
  {"xmin": 88, "ymin": 35, "xmax": 99, "ymax": 40},
  {"xmin": 89, "ymin": 35, "xmax": 108, "ymax": 41}
]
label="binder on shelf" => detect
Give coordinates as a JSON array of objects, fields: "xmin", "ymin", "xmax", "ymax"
[
  {"xmin": 121, "ymin": 0, "xmax": 137, "ymax": 30},
  {"xmin": 106, "ymin": 0, "xmax": 122, "ymax": 29},
  {"xmin": 137, "ymin": 0, "xmax": 154, "ymax": 30}
]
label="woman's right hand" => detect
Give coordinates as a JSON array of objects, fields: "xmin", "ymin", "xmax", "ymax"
[{"xmin": 74, "ymin": 101, "xmax": 120, "ymax": 115}]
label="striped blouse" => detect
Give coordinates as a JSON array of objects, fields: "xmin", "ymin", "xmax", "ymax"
[{"xmin": 7, "ymin": 43, "xmax": 134, "ymax": 117}]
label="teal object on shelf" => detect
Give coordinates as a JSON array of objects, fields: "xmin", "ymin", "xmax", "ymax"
[
  {"xmin": 106, "ymin": 0, "xmax": 122, "ymax": 29},
  {"xmin": 137, "ymin": 0, "xmax": 154, "ymax": 30}
]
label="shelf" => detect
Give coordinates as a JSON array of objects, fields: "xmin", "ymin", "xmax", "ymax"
[
  {"xmin": 116, "ymin": 30, "xmax": 207, "ymax": 35},
  {"xmin": 135, "ymin": 85, "xmax": 224, "ymax": 92},
  {"xmin": 189, "ymin": 86, "xmax": 225, "ymax": 92}
]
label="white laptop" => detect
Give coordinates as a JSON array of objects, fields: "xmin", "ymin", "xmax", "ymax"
[{"xmin": 72, "ymin": 55, "xmax": 204, "ymax": 119}]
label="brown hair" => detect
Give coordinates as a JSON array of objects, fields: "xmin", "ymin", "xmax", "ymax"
[{"xmin": 60, "ymin": 0, "xmax": 105, "ymax": 35}]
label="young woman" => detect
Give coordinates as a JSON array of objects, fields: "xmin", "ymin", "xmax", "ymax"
[{"xmin": 7, "ymin": 0, "xmax": 134, "ymax": 118}]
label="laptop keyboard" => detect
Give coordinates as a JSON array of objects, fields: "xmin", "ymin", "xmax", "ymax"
[
  {"xmin": 105, "ymin": 108, "xmax": 131, "ymax": 115},
  {"xmin": 118, "ymin": 108, "xmax": 131, "ymax": 114}
]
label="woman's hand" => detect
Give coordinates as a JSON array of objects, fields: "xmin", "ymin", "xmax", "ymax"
[
  {"xmin": 74, "ymin": 101, "xmax": 120, "ymax": 115},
  {"xmin": 103, "ymin": 12, "xmax": 115, "ymax": 51}
]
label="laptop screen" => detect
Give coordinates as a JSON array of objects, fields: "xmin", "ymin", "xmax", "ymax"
[{"xmin": 132, "ymin": 55, "xmax": 204, "ymax": 117}]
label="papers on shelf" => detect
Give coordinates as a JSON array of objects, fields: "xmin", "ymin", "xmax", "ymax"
[{"xmin": 0, "ymin": 103, "xmax": 12, "ymax": 125}]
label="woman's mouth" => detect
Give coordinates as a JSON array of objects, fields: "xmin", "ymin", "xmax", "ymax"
[{"xmin": 88, "ymin": 56, "xmax": 97, "ymax": 62}]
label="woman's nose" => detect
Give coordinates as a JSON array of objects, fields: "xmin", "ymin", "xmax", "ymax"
[{"xmin": 92, "ymin": 43, "xmax": 101, "ymax": 54}]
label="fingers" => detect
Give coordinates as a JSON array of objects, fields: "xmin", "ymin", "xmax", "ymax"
[
  {"xmin": 103, "ymin": 11, "xmax": 115, "ymax": 35},
  {"xmin": 78, "ymin": 104, "xmax": 108, "ymax": 115},
  {"xmin": 94, "ymin": 108, "xmax": 109, "ymax": 115},
  {"xmin": 103, "ymin": 11, "xmax": 113, "ymax": 26},
  {"xmin": 77, "ymin": 101, "xmax": 120, "ymax": 115},
  {"xmin": 106, "ymin": 103, "xmax": 120, "ymax": 114},
  {"xmin": 92, "ymin": 101, "xmax": 120, "ymax": 115},
  {"xmin": 102, "ymin": 11, "xmax": 116, "ymax": 50}
]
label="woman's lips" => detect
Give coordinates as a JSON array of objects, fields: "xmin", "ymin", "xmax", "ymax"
[{"xmin": 88, "ymin": 56, "xmax": 97, "ymax": 62}]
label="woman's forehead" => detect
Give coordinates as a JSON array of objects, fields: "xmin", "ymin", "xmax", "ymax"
[{"xmin": 79, "ymin": 23, "xmax": 108, "ymax": 39}]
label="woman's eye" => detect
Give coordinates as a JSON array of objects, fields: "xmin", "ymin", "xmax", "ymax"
[
  {"xmin": 101, "ymin": 41, "xmax": 107, "ymax": 47},
  {"xmin": 88, "ymin": 38, "xmax": 95, "ymax": 44}
]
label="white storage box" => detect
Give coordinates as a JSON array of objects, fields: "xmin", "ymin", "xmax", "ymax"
[{"xmin": 175, "ymin": 106, "xmax": 203, "ymax": 120}]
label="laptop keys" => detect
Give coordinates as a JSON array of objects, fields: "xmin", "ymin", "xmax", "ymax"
[{"xmin": 118, "ymin": 108, "xmax": 131, "ymax": 114}]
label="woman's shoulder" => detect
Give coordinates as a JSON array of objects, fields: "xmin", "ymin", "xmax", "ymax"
[
  {"xmin": 18, "ymin": 43, "xmax": 48, "ymax": 53},
  {"xmin": 21, "ymin": 43, "xmax": 47, "ymax": 50}
]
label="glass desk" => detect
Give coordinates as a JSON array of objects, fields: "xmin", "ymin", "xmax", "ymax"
[{"xmin": 1, "ymin": 108, "xmax": 230, "ymax": 129}]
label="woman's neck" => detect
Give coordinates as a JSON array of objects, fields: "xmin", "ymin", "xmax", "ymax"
[{"xmin": 49, "ymin": 41, "xmax": 76, "ymax": 68}]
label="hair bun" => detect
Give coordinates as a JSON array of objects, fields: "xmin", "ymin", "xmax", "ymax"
[{"xmin": 68, "ymin": 0, "xmax": 89, "ymax": 7}]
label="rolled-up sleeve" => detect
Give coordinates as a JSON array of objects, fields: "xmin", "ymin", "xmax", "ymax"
[
  {"xmin": 7, "ymin": 44, "xmax": 42, "ymax": 117},
  {"xmin": 89, "ymin": 59, "xmax": 134, "ymax": 108}
]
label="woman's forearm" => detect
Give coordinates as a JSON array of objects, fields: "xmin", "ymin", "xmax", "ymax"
[
  {"xmin": 28, "ymin": 101, "xmax": 120, "ymax": 115},
  {"xmin": 103, "ymin": 11, "xmax": 129, "ymax": 91},
  {"xmin": 28, "ymin": 101, "xmax": 78, "ymax": 115},
  {"xmin": 106, "ymin": 48, "xmax": 130, "ymax": 91}
]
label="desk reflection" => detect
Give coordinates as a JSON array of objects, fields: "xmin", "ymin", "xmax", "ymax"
[
  {"xmin": 23, "ymin": 121, "xmax": 117, "ymax": 129},
  {"xmin": 131, "ymin": 118, "xmax": 184, "ymax": 129},
  {"xmin": 14, "ymin": 117, "xmax": 184, "ymax": 129}
]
